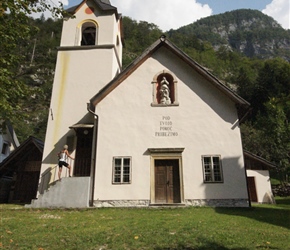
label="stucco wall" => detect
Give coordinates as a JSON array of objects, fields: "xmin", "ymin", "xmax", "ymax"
[
  {"xmin": 93, "ymin": 47, "xmax": 248, "ymax": 204},
  {"xmin": 0, "ymin": 135, "xmax": 10, "ymax": 163},
  {"xmin": 0, "ymin": 128, "xmax": 16, "ymax": 163},
  {"xmin": 247, "ymin": 170, "xmax": 275, "ymax": 203},
  {"xmin": 40, "ymin": 51, "xmax": 120, "ymax": 191},
  {"xmin": 39, "ymin": 0, "xmax": 122, "ymax": 197}
]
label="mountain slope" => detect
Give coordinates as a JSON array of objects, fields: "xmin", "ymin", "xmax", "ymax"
[{"xmin": 167, "ymin": 9, "xmax": 290, "ymax": 61}]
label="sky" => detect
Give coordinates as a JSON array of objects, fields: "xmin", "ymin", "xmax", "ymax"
[{"xmin": 45, "ymin": 0, "xmax": 289, "ymax": 31}]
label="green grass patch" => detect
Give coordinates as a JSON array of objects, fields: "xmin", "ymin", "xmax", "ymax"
[
  {"xmin": 1, "ymin": 200, "xmax": 289, "ymax": 250},
  {"xmin": 270, "ymin": 178, "xmax": 281, "ymax": 185}
]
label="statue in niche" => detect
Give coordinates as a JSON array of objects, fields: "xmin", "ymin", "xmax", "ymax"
[{"xmin": 159, "ymin": 76, "xmax": 171, "ymax": 104}]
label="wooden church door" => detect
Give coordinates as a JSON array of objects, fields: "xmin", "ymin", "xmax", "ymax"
[
  {"xmin": 155, "ymin": 159, "xmax": 181, "ymax": 203},
  {"xmin": 74, "ymin": 128, "xmax": 93, "ymax": 176},
  {"xmin": 247, "ymin": 177, "xmax": 258, "ymax": 202}
]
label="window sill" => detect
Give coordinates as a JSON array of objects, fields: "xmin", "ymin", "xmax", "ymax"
[
  {"xmin": 203, "ymin": 181, "xmax": 224, "ymax": 184},
  {"xmin": 112, "ymin": 183, "xmax": 131, "ymax": 185},
  {"xmin": 151, "ymin": 102, "xmax": 179, "ymax": 107}
]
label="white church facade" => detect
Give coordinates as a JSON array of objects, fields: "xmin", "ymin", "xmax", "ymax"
[{"xmin": 33, "ymin": 0, "xmax": 252, "ymax": 208}]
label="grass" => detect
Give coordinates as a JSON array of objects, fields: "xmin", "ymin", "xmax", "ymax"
[{"xmin": 1, "ymin": 198, "xmax": 289, "ymax": 250}]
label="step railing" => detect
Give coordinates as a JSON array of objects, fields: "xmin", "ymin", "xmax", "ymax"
[{"xmin": 38, "ymin": 158, "xmax": 74, "ymax": 194}]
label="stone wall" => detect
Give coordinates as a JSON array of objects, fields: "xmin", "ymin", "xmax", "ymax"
[
  {"xmin": 185, "ymin": 199, "xmax": 249, "ymax": 207},
  {"xmin": 93, "ymin": 199, "xmax": 249, "ymax": 207}
]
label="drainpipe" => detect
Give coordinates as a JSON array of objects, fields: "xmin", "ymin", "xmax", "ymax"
[
  {"xmin": 244, "ymin": 163, "xmax": 252, "ymax": 208},
  {"xmin": 87, "ymin": 103, "xmax": 99, "ymax": 207}
]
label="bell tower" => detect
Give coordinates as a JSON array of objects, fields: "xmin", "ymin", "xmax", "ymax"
[{"xmin": 39, "ymin": 0, "xmax": 123, "ymax": 185}]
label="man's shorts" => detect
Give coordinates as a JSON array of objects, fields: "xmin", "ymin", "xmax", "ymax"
[{"xmin": 58, "ymin": 161, "xmax": 69, "ymax": 168}]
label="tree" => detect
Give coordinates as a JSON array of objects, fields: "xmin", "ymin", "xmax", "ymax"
[
  {"xmin": 258, "ymin": 99, "xmax": 290, "ymax": 182},
  {"xmin": 0, "ymin": 0, "xmax": 64, "ymax": 135},
  {"xmin": 122, "ymin": 16, "xmax": 162, "ymax": 68},
  {"xmin": 253, "ymin": 58, "xmax": 290, "ymax": 116},
  {"xmin": 236, "ymin": 64, "xmax": 258, "ymax": 102},
  {"xmin": 240, "ymin": 61, "xmax": 290, "ymax": 182}
]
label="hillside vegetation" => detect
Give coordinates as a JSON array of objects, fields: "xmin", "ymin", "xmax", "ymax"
[
  {"xmin": 2, "ymin": 10, "xmax": 290, "ymax": 181},
  {"xmin": 168, "ymin": 9, "xmax": 290, "ymax": 61}
]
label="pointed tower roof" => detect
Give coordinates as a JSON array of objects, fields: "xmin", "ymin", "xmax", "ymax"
[
  {"xmin": 100, "ymin": 0, "xmax": 111, "ymax": 4},
  {"xmin": 66, "ymin": 0, "xmax": 118, "ymax": 16}
]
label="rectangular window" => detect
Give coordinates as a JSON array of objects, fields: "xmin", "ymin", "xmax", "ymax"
[
  {"xmin": 112, "ymin": 157, "xmax": 131, "ymax": 184},
  {"xmin": 202, "ymin": 155, "xmax": 223, "ymax": 183},
  {"xmin": 1, "ymin": 142, "xmax": 9, "ymax": 155}
]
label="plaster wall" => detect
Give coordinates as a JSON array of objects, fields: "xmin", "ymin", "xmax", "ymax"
[
  {"xmin": 0, "ymin": 136, "xmax": 9, "ymax": 163},
  {"xmin": 40, "ymin": 48, "xmax": 119, "ymax": 182},
  {"xmin": 247, "ymin": 170, "xmax": 275, "ymax": 203},
  {"xmin": 0, "ymin": 129, "xmax": 16, "ymax": 163},
  {"xmin": 93, "ymin": 47, "xmax": 248, "ymax": 203},
  {"xmin": 38, "ymin": 0, "xmax": 122, "ymax": 196}
]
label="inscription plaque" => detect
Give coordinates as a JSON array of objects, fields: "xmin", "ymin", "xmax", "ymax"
[{"xmin": 155, "ymin": 116, "xmax": 178, "ymax": 137}]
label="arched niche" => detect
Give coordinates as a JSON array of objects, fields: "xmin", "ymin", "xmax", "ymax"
[{"xmin": 151, "ymin": 70, "xmax": 179, "ymax": 106}]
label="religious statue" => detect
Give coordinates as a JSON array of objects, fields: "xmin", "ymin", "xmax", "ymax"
[{"xmin": 159, "ymin": 77, "xmax": 171, "ymax": 104}]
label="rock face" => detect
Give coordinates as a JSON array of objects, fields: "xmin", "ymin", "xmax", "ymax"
[
  {"xmin": 174, "ymin": 9, "xmax": 290, "ymax": 61},
  {"xmin": 225, "ymin": 18, "xmax": 289, "ymax": 59}
]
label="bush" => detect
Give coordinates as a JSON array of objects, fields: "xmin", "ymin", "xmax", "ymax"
[{"xmin": 272, "ymin": 183, "xmax": 290, "ymax": 197}]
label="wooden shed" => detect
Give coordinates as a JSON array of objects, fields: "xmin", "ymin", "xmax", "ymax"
[
  {"xmin": 0, "ymin": 137, "xmax": 43, "ymax": 203},
  {"xmin": 244, "ymin": 150, "xmax": 276, "ymax": 204}
]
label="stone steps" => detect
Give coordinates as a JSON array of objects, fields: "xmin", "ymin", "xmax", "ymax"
[{"xmin": 25, "ymin": 177, "xmax": 91, "ymax": 208}]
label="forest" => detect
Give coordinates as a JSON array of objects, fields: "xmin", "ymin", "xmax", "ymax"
[{"xmin": 0, "ymin": 3, "xmax": 289, "ymax": 182}]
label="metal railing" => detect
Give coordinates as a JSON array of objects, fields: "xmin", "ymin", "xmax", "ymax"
[{"xmin": 38, "ymin": 159, "xmax": 74, "ymax": 192}]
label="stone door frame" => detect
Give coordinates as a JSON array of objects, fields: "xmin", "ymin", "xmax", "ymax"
[{"xmin": 148, "ymin": 148, "xmax": 184, "ymax": 205}]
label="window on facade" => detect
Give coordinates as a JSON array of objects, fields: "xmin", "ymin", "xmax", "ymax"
[
  {"xmin": 1, "ymin": 142, "xmax": 9, "ymax": 155},
  {"xmin": 202, "ymin": 156, "xmax": 223, "ymax": 183},
  {"xmin": 81, "ymin": 22, "xmax": 97, "ymax": 46},
  {"xmin": 112, "ymin": 157, "xmax": 131, "ymax": 184}
]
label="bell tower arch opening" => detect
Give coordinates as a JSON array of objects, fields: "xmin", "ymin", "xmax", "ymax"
[{"xmin": 80, "ymin": 20, "xmax": 98, "ymax": 46}]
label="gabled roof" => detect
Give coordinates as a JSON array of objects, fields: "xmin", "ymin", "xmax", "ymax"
[
  {"xmin": 89, "ymin": 36, "xmax": 250, "ymax": 119},
  {"xmin": 244, "ymin": 150, "xmax": 277, "ymax": 170},
  {"xmin": 0, "ymin": 120, "xmax": 20, "ymax": 148},
  {"xmin": 66, "ymin": 0, "xmax": 118, "ymax": 17},
  {"xmin": 0, "ymin": 136, "xmax": 44, "ymax": 177}
]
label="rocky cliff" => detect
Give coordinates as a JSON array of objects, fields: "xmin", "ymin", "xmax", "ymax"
[{"xmin": 169, "ymin": 9, "xmax": 290, "ymax": 61}]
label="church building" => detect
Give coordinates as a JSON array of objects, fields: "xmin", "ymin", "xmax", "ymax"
[{"xmin": 32, "ymin": 0, "xmax": 252, "ymax": 208}]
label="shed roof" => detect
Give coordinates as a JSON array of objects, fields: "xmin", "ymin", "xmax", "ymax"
[
  {"xmin": 244, "ymin": 150, "xmax": 277, "ymax": 170},
  {"xmin": 0, "ymin": 136, "xmax": 44, "ymax": 177}
]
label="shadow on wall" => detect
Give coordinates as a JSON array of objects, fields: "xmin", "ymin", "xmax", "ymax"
[
  {"xmin": 42, "ymin": 113, "xmax": 94, "ymax": 166},
  {"xmin": 262, "ymin": 192, "xmax": 275, "ymax": 204},
  {"xmin": 42, "ymin": 130, "xmax": 75, "ymax": 165},
  {"xmin": 39, "ymin": 113, "xmax": 94, "ymax": 194},
  {"xmin": 202, "ymin": 156, "xmax": 248, "ymax": 203},
  {"xmin": 38, "ymin": 130, "xmax": 73, "ymax": 196},
  {"xmin": 38, "ymin": 166, "xmax": 52, "ymax": 194}
]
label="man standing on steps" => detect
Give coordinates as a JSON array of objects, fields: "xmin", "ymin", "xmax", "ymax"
[{"xmin": 58, "ymin": 145, "xmax": 74, "ymax": 181}]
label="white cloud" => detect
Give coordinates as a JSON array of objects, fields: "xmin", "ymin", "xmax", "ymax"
[
  {"xmin": 262, "ymin": 0, "xmax": 290, "ymax": 29},
  {"xmin": 35, "ymin": 0, "xmax": 290, "ymax": 31},
  {"xmin": 110, "ymin": 0, "xmax": 212, "ymax": 31}
]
